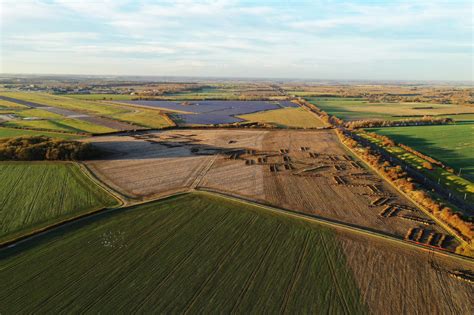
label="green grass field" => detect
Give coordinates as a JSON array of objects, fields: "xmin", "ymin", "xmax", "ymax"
[
  {"xmin": 306, "ymin": 97, "xmax": 474, "ymax": 121},
  {"xmin": 369, "ymin": 124, "xmax": 474, "ymax": 181},
  {"xmin": 0, "ymin": 163, "xmax": 117, "ymax": 241},
  {"xmin": 0, "ymin": 92, "xmax": 125, "ymax": 116},
  {"xmin": 0, "ymin": 193, "xmax": 366, "ymax": 314},
  {"xmin": 0, "ymin": 92, "xmax": 173, "ymax": 131},
  {"xmin": 4, "ymin": 118, "xmax": 115, "ymax": 134},
  {"xmin": 67, "ymin": 94, "xmax": 137, "ymax": 101},
  {"xmin": 109, "ymin": 107, "xmax": 173, "ymax": 128},
  {"xmin": 0, "ymin": 127, "xmax": 81, "ymax": 139},
  {"xmin": 15, "ymin": 108, "xmax": 64, "ymax": 119},
  {"xmin": 0, "ymin": 99, "xmax": 28, "ymax": 109},
  {"xmin": 237, "ymin": 107, "xmax": 325, "ymax": 128},
  {"xmin": 359, "ymin": 132, "xmax": 474, "ymax": 205}
]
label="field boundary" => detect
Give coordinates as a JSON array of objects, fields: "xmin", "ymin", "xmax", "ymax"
[
  {"xmin": 0, "ymin": 190, "xmax": 189, "ymax": 250},
  {"xmin": 77, "ymin": 162, "xmax": 127, "ymax": 206},
  {"xmin": 2, "ymin": 184, "xmax": 472, "ymax": 264},
  {"xmin": 0, "ymin": 161, "xmax": 122, "ymax": 248},
  {"xmin": 335, "ymin": 130, "xmax": 469, "ymax": 247},
  {"xmin": 194, "ymin": 189, "xmax": 474, "ymax": 265}
]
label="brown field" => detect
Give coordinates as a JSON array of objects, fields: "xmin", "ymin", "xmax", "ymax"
[
  {"xmin": 85, "ymin": 129, "xmax": 458, "ymax": 249},
  {"xmin": 337, "ymin": 231, "xmax": 473, "ymax": 314}
]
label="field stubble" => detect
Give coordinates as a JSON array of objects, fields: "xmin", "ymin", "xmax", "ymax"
[{"xmin": 85, "ymin": 129, "xmax": 456, "ymax": 247}]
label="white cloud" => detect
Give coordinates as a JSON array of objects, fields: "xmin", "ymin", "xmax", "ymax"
[
  {"xmin": 1, "ymin": 0, "xmax": 472, "ymax": 80},
  {"xmin": 0, "ymin": 0, "xmax": 56, "ymax": 22},
  {"xmin": 289, "ymin": 2, "xmax": 472, "ymax": 30}
]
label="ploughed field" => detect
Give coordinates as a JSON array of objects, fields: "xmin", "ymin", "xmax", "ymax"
[
  {"xmin": 117, "ymin": 100, "xmax": 298, "ymax": 125},
  {"xmin": 0, "ymin": 162, "xmax": 117, "ymax": 242},
  {"xmin": 85, "ymin": 129, "xmax": 458, "ymax": 249},
  {"xmin": 1, "ymin": 193, "xmax": 471, "ymax": 314}
]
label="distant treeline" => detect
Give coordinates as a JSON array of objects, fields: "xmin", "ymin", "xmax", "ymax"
[
  {"xmin": 0, "ymin": 136, "xmax": 98, "ymax": 161},
  {"xmin": 345, "ymin": 117, "xmax": 453, "ymax": 129}
]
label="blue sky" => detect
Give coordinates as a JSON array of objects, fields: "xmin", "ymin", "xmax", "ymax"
[{"xmin": 1, "ymin": 0, "xmax": 472, "ymax": 80}]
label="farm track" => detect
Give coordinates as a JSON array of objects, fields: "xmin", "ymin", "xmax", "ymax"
[{"xmin": 190, "ymin": 155, "xmax": 218, "ymax": 189}]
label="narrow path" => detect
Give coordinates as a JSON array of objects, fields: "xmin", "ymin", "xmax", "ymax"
[{"xmin": 190, "ymin": 155, "xmax": 218, "ymax": 189}]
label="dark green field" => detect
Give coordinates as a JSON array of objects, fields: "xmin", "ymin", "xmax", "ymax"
[
  {"xmin": 0, "ymin": 127, "xmax": 81, "ymax": 139},
  {"xmin": 0, "ymin": 163, "xmax": 118, "ymax": 241},
  {"xmin": 0, "ymin": 193, "xmax": 366, "ymax": 314},
  {"xmin": 369, "ymin": 123, "xmax": 474, "ymax": 181},
  {"xmin": 306, "ymin": 97, "xmax": 474, "ymax": 121}
]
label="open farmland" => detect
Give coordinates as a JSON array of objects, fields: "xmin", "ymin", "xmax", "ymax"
[
  {"xmin": 337, "ymin": 231, "xmax": 474, "ymax": 314},
  {"xmin": 0, "ymin": 127, "xmax": 81, "ymax": 139},
  {"xmin": 67, "ymin": 94, "xmax": 137, "ymax": 101},
  {"xmin": 359, "ymin": 132, "xmax": 474, "ymax": 206},
  {"xmin": 1, "ymin": 192, "xmax": 472, "ymax": 314},
  {"xmin": 0, "ymin": 162, "xmax": 117, "ymax": 242},
  {"xmin": 236, "ymin": 107, "xmax": 326, "ymax": 128},
  {"xmin": 0, "ymin": 193, "xmax": 366, "ymax": 313},
  {"xmin": 84, "ymin": 130, "xmax": 266, "ymax": 199},
  {"xmin": 0, "ymin": 93, "xmax": 172, "ymax": 131},
  {"xmin": 306, "ymin": 97, "xmax": 474, "ymax": 121},
  {"xmin": 369, "ymin": 124, "xmax": 474, "ymax": 181},
  {"xmin": 0, "ymin": 95, "xmax": 136, "ymax": 133},
  {"xmin": 0, "ymin": 98, "xmax": 28, "ymax": 109},
  {"xmin": 117, "ymin": 100, "xmax": 299, "ymax": 125},
  {"xmin": 85, "ymin": 129, "xmax": 458, "ymax": 248}
]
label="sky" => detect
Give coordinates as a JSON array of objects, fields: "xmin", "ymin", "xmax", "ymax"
[{"xmin": 0, "ymin": 0, "xmax": 473, "ymax": 81}]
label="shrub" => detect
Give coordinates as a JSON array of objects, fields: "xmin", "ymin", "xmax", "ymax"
[
  {"xmin": 422, "ymin": 161, "xmax": 433, "ymax": 170},
  {"xmin": 0, "ymin": 136, "xmax": 99, "ymax": 161}
]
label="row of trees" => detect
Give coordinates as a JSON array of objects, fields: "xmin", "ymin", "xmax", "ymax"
[
  {"xmin": 0, "ymin": 136, "xmax": 99, "ymax": 161},
  {"xmin": 345, "ymin": 117, "xmax": 453, "ymax": 129},
  {"xmin": 365, "ymin": 132, "xmax": 455, "ymax": 173},
  {"xmin": 295, "ymin": 98, "xmax": 473, "ymax": 252},
  {"xmin": 337, "ymin": 130, "xmax": 473, "ymax": 245}
]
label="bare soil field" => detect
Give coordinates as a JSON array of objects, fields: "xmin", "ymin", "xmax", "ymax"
[
  {"xmin": 257, "ymin": 130, "xmax": 454, "ymax": 247},
  {"xmin": 337, "ymin": 231, "xmax": 474, "ymax": 314},
  {"xmin": 85, "ymin": 129, "xmax": 458, "ymax": 249},
  {"xmin": 85, "ymin": 130, "xmax": 267, "ymax": 199}
]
